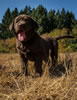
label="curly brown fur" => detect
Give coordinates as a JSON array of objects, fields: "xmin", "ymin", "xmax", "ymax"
[{"xmin": 9, "ymin": 14, "xmax": 74, "ymax": 76}]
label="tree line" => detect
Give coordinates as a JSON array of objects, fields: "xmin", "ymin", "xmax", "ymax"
[{"xmin": 0, "ymin": 5, "xmax": 77, "ymax": 40}]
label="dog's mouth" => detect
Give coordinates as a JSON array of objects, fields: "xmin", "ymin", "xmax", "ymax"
[{"xmin": 17, "ymin": 30, "xmax": 28, "ymax": 41}]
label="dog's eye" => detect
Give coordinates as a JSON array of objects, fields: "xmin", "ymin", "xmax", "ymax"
[
  {"xmin": 16, "ymin": 19, "xmax": 19, "ymax": 23},
  {"xmin": 26, "ymin": 20, "xmax": 29, "ymax": 24},
  {"xmin": 25, "ymin": 19, "xmax": 30, "ymax": 24},
  {"xmin": 22, "ymin": 17, "xmax": 24, "ymax": 21}
]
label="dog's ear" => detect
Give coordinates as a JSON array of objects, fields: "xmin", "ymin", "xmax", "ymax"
[
  {"xmin": 31, "ymin": 18, "xmax": 38, "ymax": 30},
  {"xmin": 9, "ymin": 20, "xmax": 14, "ymax": 31}
]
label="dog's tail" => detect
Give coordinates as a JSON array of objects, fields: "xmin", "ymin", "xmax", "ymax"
[{"xmin": 55, "ymin": 35, "xmax": 75, "ymax": 40}]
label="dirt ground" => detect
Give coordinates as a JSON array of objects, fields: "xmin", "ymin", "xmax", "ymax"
[{"xmin": 0, "ymin": 53, "xmax": 77, "ymax": 100}]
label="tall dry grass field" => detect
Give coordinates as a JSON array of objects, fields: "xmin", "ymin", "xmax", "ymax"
[{"xmin": 0, "ymin": 53, "xmax": 77, "ymax": 100}]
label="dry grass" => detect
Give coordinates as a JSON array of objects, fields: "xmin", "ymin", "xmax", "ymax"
[{"xmin": 0, "ymin": 53, "xmax": 77, "ymax": 100}]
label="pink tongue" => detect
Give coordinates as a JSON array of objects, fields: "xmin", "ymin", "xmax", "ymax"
[{"xmin": 18, "ymin": 32, "xmax": 26, "ymax": 41}]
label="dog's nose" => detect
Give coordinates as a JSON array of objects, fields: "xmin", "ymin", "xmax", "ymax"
[
  {"xmin": 18, "ymin": 22, "xmax": 24, "ymax": 25},
  {"xmin": 17, "ymin": 20, "xmax": 25, "ymax": 26},
  {"xmin": 18, "ymin": 23, "xmax": 25, "ymax": 27}
]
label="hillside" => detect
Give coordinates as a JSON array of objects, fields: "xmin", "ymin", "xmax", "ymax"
[{"xmin": 0, "ymin": 53, "xmax": 77, "ymax": 100}]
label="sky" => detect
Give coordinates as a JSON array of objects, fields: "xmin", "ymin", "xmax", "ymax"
[{"xmin": 0, "ymin": 0, "xmax": 77, "ymax": 23}]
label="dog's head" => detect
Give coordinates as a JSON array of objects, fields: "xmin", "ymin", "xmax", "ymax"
[{"xmin": 9, "ymin": 14, "xmax": 38, "ymax": 41}]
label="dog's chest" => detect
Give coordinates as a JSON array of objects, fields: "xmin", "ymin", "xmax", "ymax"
[
  {"xmin": 17, "ymin": 42, "xmax": 47, "ymax": 61},
  {"xmin": 17, "ymin": 42, "xmax": 40, "ymax": 59}
]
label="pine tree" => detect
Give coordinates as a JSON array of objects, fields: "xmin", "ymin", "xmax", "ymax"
[
  {"xmin": 59, "ymin": 8, "xmax": 66, "ymax": 29},
  {"xmin": 10, "ymin": 8, "xmax": 19, "ymax": 21},
  {"xmin": 55, "ymin": 10, "xmax": 61, "ymax": 28},
  {"xmin": 0, "ymin": 8, "xmax": 13, "ymax": 39},
  {"xmin": 2, "ymin": 8, "xmax": 11, "ymax": 27},
  {"xmin": 48, "ymin": 9, "xmax": 56, "ymax": 32},
  {"xmin": 32, "ymin": 5, "xmax": 48, "ymax": 34},
  {"xmin": 20, "ymin": 6, "xmax": 32, "ymax": 15}
]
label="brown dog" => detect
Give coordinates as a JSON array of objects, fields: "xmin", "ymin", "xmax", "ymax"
[{"xmin": 9, "ymin": 14, "xmax": 74, "ymax": 76}]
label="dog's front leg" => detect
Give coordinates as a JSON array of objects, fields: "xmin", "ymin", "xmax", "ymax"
[
  {"xmin": 20, "ymin": 54, "xmax": 28, "ymax": 75},
  {"xmin": 34, "ymin": 60, "xmax": 42, "ymax": 76}
]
